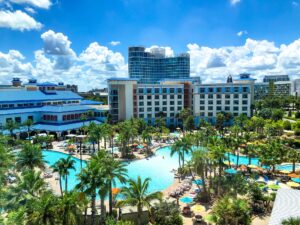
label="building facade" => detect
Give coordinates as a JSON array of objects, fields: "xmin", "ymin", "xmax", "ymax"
[
  {"xmin": 0, "ymin": 80, "xmax": 107, "ymax": 138},
  {"xmin": 254, "ymin": 81, "xmax": 293, "ymax": 99},
  {"xmin": 263, "ymin": 75, "xmax": 290, "ymax": 83},
  {"xmin": 128, "ymin": 46, "xmax": 190, "ymax": 84}
]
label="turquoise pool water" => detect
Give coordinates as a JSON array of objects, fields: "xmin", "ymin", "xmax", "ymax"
[
  {"xmin": 43, "ymin": 146, "xmax": 192, "ymax": 193},
  {"xmin": 226, "ymin": 153, "xmax": 300, "ymax": 172},
  {"xmin": 180, "ymin": 196, "xmax": 193, "ymax": 204}
]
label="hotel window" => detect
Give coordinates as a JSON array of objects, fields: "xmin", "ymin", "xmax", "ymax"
[
  {"xmin": 155, "ymin": 95, "xmax": 159, "ymax": 100},
  {"xmin": 243, "ymin": 87, "xmax": 248, "ymax": 92},
  {"xmin": 242, "ymin": 94, "xmax": 248, "ymax": 98},
  {"xmin": 178, "ymin": 101, "xmax": 182, "ymax": 105},
  {"xmin": 217, "ymin": 94, "xmax": 221, "ymax": 99},
  {"xmin": 139, "ymin": 114, "xmax": 144, "ymax": 118},
  {"xmin": 139, "ymin": 96, "xmax": 144, "ymax": 100},
  {"xmin": 147, "ymin": 88, "xmax": 152, "ymax": 94},
  {"xmin": 155, "ymin": 88, "xmax": 160, "ymax": 94},
  {"xmin": 139, "ymin": 108, "xmax": 144, "ymax": 112},
  {"xmin": 225, "ymin": 100, "xmax": 230, "ymax": 105},
  {"xmin": 163, "ymin": 95, "xmax": 167, "ymax": 99},
  {"xmin": 234, "ymin": 100, "xmax": 239, "ymax": 105},
  {"xmin": 162, "ymin": 88, "xmax": 167, "ymax": 93},
  {"xmin": 234, "ymin": 87, "xmax": 239, "ymax": 92},
  {"xmin": 170, "ymin": 95, "xmax": 174, "ymax": 99},
  {"xmin": 147, "ymin": 107, "xmax": 152, "ymax": 112},
  {"xmin": 170, "ymin": 101, "xmax": 174, "ymax": 105},
  {"xmin": 200, "ymin": 88, "xmax": 205, "ymax": 93},
  {"xmin": 200, "ymin": 100, "xmax": 205, "ymax": 105},
  {"xmin": 147, "ymin": 96, "xmax": 151, "ymax": 100},
  {"xmin": 163, "ymin": 107, "xmax": 167, "ymax": 111},
  {"xmin": 217, "ymin": 100, "xmax": 221, "ymax": 105},
  {"xmin": 147, "ymin": 114, "xmax": 152, "ymax": 118},
  {"xmin": 170, "ymin": 106, "xmax": 175, "ymax": 111},
  {"xmin": 242, "ymin": 107, "xmax": 248, "ymax": 111},
  {"xmin": 139, "ymin": 102, "xmax": 144, "ymax": 106},
  {"xmin": 178, "ymin": 95, "xmax": 182, "ymax": 99},
  {"xmin": 170, "ymin": 113, "xmax": 175, "ymax": 117},
  {"xmin": 234, "ymin": 106, "xmax": 239, "ymax": 111},
  {"xmin": 170, "ymin": 88, "xmax": 174, "ymax": 93},
  {"xmin": 234, "ymin": 113, "xmax": 239, "ymax": 116},
  {"xmin": 216, "ymin": 87, "xmax": 222, "ymax": 92},
  {"xmin": 15, "ymin": 117, "xmax": 21, "ymax": 124},
  {"xmin": 200, "ymin": 112, "xmax": 205, "ymax": 116},
  {"xmin": 226, "ymin": 87, "xmax": 230, "ymax": 92},
  {"xmin": 200, "ymin": 94, "xmax": 205, "ymax": 99},
  {"xmin": 225, "ymin": 106, "xmax": 230, "ymax": 111},
  {"xmin": 217, "ymin": 106, "xmax": 222, "ymax": 111},
  {"xmin": 155, "ymin": 107, "xmax": 160, "ymax": 111},
  {"xmin": 208, "ymin": 106, "xmax": 213, "ymax": 110},
  {"xmin": 163, "ymin": 101, "xmax": 167, "ymax": 105},
  {"xmin": 208, "ymin": 94, "xmax": 213, "ymax": 99},
  {"xmin": 208, "ymin": 87, "xmax": 214, "ymax": 93},
  {"xmin": 234, "ymin": 94, "xmax": 239, "ymax": 99},
  {"xmin": 147, "ymin": 102, "xmax": 152, "ymax": 106},
  {"xmin": 225, "ymin": 94, "xmax": 230, "ymax": 99},
  {"xmin": 208, "ymin": 112, "xmax": 213, "ymax": 117},
  {"xmin": 138, "ymin": 89, "xmax": 143, "ymax": 94},
  {"xmin": 178, "ymin": 88, "xmax": 183, "ymax": 93},
  {"xmin": 200, "ymin": 106, "xmax": 205, "ymax": 110},
  {"xmin": 155, "ymin": 101, "xmax": 159, "ymax": 106},
  {"xmin": 178, "ymin": 106, "xmax": 182, "ymax": 111},
  {"xmin": 208, "ymin": 100, "xmax": 213, "ymax": 105},
  {"xmin": 242, "ymin": 100, "xmax": 248, "ymax": 105}
]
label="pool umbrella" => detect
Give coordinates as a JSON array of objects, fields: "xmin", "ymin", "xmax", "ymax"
[
  {"xmin": 248, "ymin": 164, "xmax": 258, "ymax": 169},
  {"xmin": 191, "ymin": 204, "xmax": 206, "ymax": 213},
  {"xmin": 112, "ymin": 188, "xmax": 121, "ymax": 195},
  {"xmin": 280, "ymin": 170, "xmax": 290, "ymax": 174},
  {"xmin": 268, "ymin": 184, "xmax": 280, "ymax": 191},
  {"xmin": 224, "ymin": 168, "xmax": 238, "ymax": 174},
  {"xmin": 287, "ymin": 181, "xmax": 300, "ymax": 188},
  {"xmin": 288, "ymin": 173, "xmax": 300, "ymax": 178},
  {"xmin": 291, "ymin": 178, "xmax": 300, "ymax": 183}
]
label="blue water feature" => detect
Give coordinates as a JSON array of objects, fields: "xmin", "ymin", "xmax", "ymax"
[
  {"xmin": 193, "ymin": 179, "xmax": 203, "ymax": 185},
  {"xmin": 180, "ymin": 196, "xmax": 193, "ymax": 204},
  {"xmin": 226, "ymin": 153, "xmax": 300, "ymax": 172},
  {"xmin": 43, "ymin": 146, "xmax": 192, "ymax": 193}
]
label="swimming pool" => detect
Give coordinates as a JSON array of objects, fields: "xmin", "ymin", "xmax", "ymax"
[
  {"xmin": 43, "ymin": 146, "xmax": 192, "ymax": 193},
  {"xmin": 226, "ymin": 153, "xmax": 300, "ymax": 172}
]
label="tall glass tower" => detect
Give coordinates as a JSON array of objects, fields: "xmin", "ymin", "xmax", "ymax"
[{"xmin": 128, "ymin": 46, "xmax": 190, "ymax": 84}]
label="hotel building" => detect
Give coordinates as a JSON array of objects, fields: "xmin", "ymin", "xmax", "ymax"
[
  {"xmin": 128, "ymin": 46, "xmax": 190, "ymax": 84},
  {"xmin": 0, "ymin": 79, "xmax": 108, "ymax": 138}
]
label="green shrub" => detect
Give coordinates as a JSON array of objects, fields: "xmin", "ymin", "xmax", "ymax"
[
  {"xmin": 294, "ymin": 128, "xmax": 300, "ymax": 136},
  {"xmin": 295, "ymin": 111, "xmax": 300, "ymax": 119},
  {"xmin": 283, "ymin": 121, "xmax": 292, "ymax": 130}
]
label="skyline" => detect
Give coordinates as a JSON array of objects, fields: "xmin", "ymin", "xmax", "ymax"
[{"xmin": 0, "ymin": 0, "xmax": 300, "ymax": 91}]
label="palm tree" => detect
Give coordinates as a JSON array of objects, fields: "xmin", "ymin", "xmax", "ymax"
[
  {"xmin": 171, "ymin": 137, "xmax": 192, "ymax": 171},
  {"xmin": 16, "ymin": 143, "xmax": 46, "ymax": 170},
  {"xmin": 60, "ymin": 191, "xmax": 85, "ymax": 225},
  {"xmin": 0, "ymin": 144, "xmax": 14, "ymax": 184},
  {"xmin": 4, "ymin": 120, "xmax": 19, "ymax": 138},
  {"xmin": 117, "ymin": 176, "xmax": 162, "ymax": 225},
  {"xmin": 23, "ymin": 119, "xmax": 34, "ymax": 139},
  {"xmin": 102, "ymin": 156, "xmax": 128, "ymax": 215},
  {"xmin": 52, "ymin": 156, "xmax": 76, "ymax": 195},
  {"xmin": 287, "ymin": 148, "xmax": 300, "ymax": 173},
  {"xmin": 282, "ymin": 217, "xmax": 300, "ymax": 225}
]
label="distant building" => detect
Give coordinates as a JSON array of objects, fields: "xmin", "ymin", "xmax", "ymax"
[
  {"xmin": 128, "ymin": 46, "xmax": 190, "ymax": 84},
  {"xmin": 0, "ymin": 78, "xmax": 78, "ymax": 93},
  {"xmin": 293, "ymin": 78, "xmax": 300, "ymax": 95},
  {"xmin": 263, "ymin": 75, "xmax": 290, "ymax": 82},
  {"xmin": 254, "ymin": 81, "xmax": 293, "ymax": 100}
]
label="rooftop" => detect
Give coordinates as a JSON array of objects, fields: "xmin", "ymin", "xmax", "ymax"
[
  {"xmin": 269, "ymin": 189, "xmax": 300, "ymax": 225},
  {"xmin": 0, "ymin": 90, "xmax": 82, "ymax": 103}
]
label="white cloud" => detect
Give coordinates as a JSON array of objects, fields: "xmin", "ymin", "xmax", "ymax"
[
  {"xmin": 0, "ymin": 10, "xmax": 42, "ymax": 31},
  {"xmin": 9, "ymin": 0, "xmax": 52, "ymax": 9},
  {"xmin": 292, "ymin": 1, "xmax": 299, "ymax": 7},
  {"xmin": 24, "ymin": 7, "xmax": 36, "ymax": 14},
  {"xmin": 237, "ymin": 30, "xmax": 248, "ymax": 37},
  {"xmin": 110, "ymin": 41, "xmax": 121, "ymax": 46},
  {"xmin": 230, "ymin": 0, "xmax": 241, "ymax": 5},
  {"xmin": 145, "ymin": 45, "xmax": 174, "ymax": 57}
]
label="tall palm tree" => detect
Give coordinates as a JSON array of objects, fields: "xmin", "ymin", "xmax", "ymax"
[
  {"xmin": 117, "ymin": 176, "xmax": 162, "ymax": 225},
  {"xmin": 60, "ymin": 191, "xmax": 85, "ymax": 225},
  {"xmin": 171, "ymin": 137, "xmax": 192, "ymax": 171},
  {"xmin": 16, "ymin": 143, "xmax": 46, "ymax": 170},
  {"xmin": 0, "ymin": 144, "xmax": 14, "ymax": 184},
  {"xmin": 52, "ymin": 156, "xmax": 76, "ymax": 194},
  {"xmin": 287, "ymin": 148, "xmax": 300, "ymax": 173},
  {"xmin": 23, "ymin": 119, "xmax": 34, "ymax": 139},
  {"xmin": 102, "ymin": 156, "xmax": 128, "ymax": 215},
  {"xmin": 4, "ymin": 120, "xmax": 19, "ymax": 138}
]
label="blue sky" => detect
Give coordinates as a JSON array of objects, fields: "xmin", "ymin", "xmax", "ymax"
[{"xmin": 0, "ymin": 0, "xmax": 300, "ymax": 90}]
